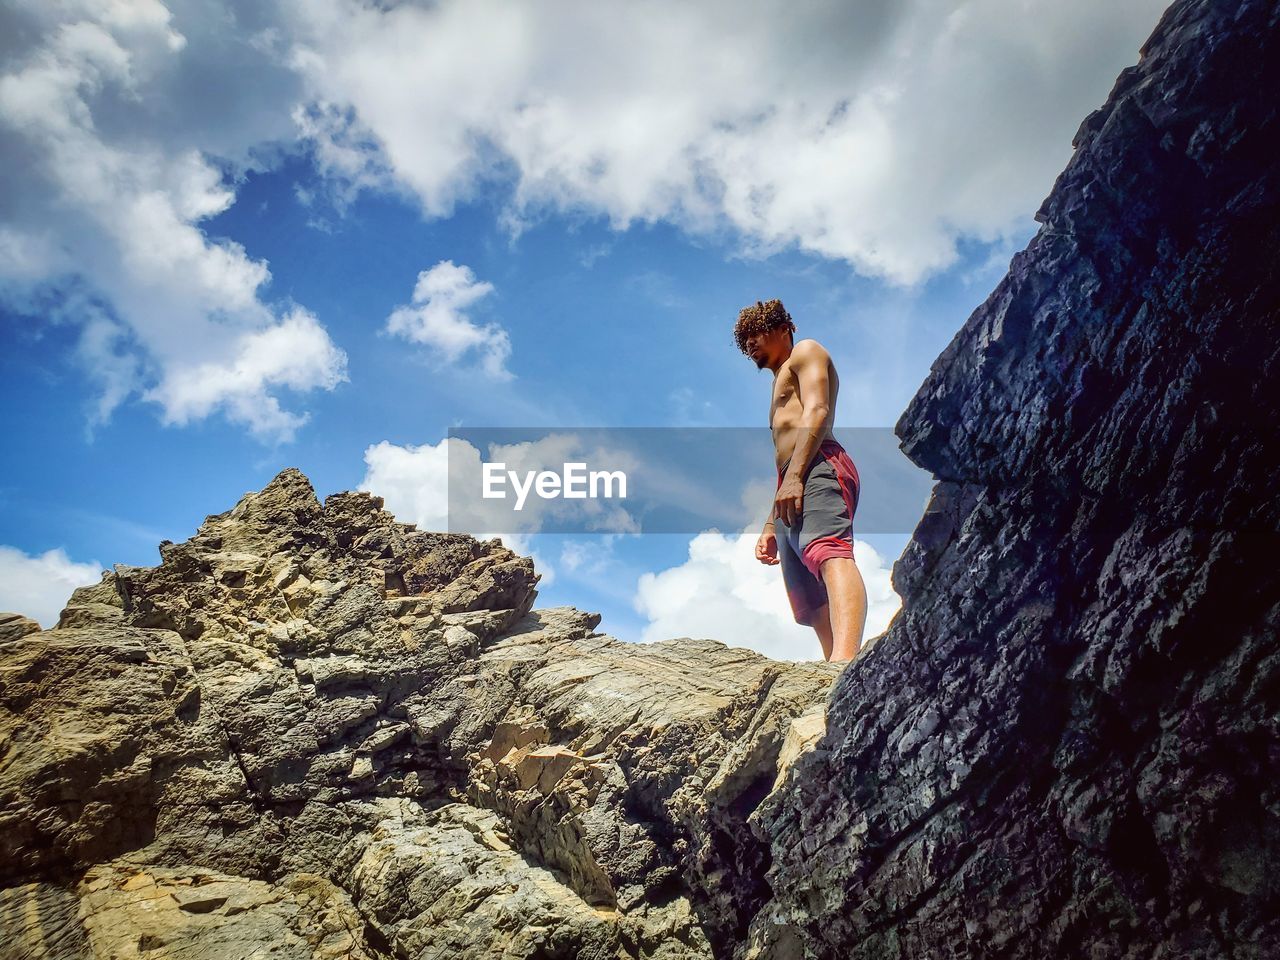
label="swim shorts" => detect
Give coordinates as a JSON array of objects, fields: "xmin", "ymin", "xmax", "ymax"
[{"xmin": 774, "ymin": 437, "xmax": 860, "ymax": 626}]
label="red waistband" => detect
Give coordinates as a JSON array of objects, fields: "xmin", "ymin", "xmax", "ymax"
[{"xmin": 777, "ymin": 436, "xmax": 848, "ymax": 481}]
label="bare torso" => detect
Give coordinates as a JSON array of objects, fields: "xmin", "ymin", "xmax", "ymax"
[{"xmin": 770, "ymin": 340, "xmax": 839, "ymax": 471}]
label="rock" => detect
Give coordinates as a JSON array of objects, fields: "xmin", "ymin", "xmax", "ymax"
[
  {"xmin": 55, "ymin": 574, "xmax": 122, "ymax": 629},
  {"xmin": 451, "ymin": 624, "xmax": 840, "ymax": 947},
  {"xmin": 0, "ymin": 624, "xmax": 238, "ymax": 886},
  {"xmin": 345, "ymin": 799, "xmax": 708, "ymax": 959},
  {"xmin": 0, "ymin": 612, "xmax": 42, "ymax": 642},
  {"xmin": 0, "ymin": 863, "xmax": 379, "ymax": 960},
  {"xmin": 0, "ymin": 469, "xmax": 840, "ymax": 957},
  {"xmin": 770, "ymin": 704, "xmax": 827, "ymax": 793},
  {"xmin": 748, "ymin": 0, "xmax": 1280, "ymax": 957}
]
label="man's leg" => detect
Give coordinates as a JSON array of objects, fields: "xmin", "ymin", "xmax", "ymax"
[
  {"xmin": 778, "ymin": 517, "xmax": 832, "ymax": 660},
  {"xmin": 811, "ymin": 604, "xmax": 834, "ymax": 661},
  {"xmin": 819, "ymin": 556, "xmax": 867, "ymax": 661}
]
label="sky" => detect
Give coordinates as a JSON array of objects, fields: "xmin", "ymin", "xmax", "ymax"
[{"xmin": 0, "ymin": 0, "xmax": 1169, "ymax": 659}]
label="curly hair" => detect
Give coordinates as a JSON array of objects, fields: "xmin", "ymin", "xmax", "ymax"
[{"xmin": 734, "ymin": 299, "xmax": 795, "ymax": 355}]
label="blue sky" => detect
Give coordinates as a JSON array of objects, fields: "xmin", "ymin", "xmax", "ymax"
[{"xmin": 0, "ymin": 0, "xmax": 1168, "ymax": 657}]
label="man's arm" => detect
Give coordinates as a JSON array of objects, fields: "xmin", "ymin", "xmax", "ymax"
[
  {"xmin": 755, "ymin": 516, "xmax": 779, "ymax": 565},
  {"xmin": 774, "ymin": 340, "xmax": 832, "ymax": 527}
]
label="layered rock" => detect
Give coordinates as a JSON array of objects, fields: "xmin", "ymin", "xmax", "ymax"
[
  {"xmin": 749, "ymin": 0, "xmax": 1280, "ymax": 957},
  {"xmin": 0, "ymin": 469, "xmax": 839, "ymax": 959}
]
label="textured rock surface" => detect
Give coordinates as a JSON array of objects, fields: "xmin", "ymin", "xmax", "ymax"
[
  {"xmin": 750, "ymin": 0, "xmax": 1280, "ymax": 957},
  {"xmin": 1, "ymin": 864, "xmax": 376, "ymax": 960},
  {"xmin": 0, "ymin": 469, "xmax": 839, "ymax": 959},
  {"xmin": 0, "ymin": 613, "xmax": 40, "ymax": 643}
]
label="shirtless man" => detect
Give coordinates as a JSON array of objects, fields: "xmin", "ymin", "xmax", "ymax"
[{"xmin": 735, "ymin": 299, "xmax": 868, "ymax": 662}]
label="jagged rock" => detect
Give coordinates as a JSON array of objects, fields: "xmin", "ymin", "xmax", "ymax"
[
  {"xmin": 0, "ymin": 469, "xmax": 840, "ymax": 958},
  {"xmin": 450, "ymin": 621, "xmax": 838, "ymax": 948},
  {"xmin": 0, "ymin": 612, "xmax": 41, "ymax": 642},
  {"xmin": 749, "ymin": 1, "xmax": 1280, "ymax": 957},
  {"xmin": 344, "ymin": 799, "xmax": 707, "ymax": 960},
  {"xmin": 0, "ymin": 623, "xmax": 237, "ymax": 884}
]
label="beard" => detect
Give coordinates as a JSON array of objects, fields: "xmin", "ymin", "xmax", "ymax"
[{"xmin": 753, "ymin": 354, "xmax": 767, "ymax": 369}]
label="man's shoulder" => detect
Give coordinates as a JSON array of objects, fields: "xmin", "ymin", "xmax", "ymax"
[{"xmin": 791, "ymin": 338, "xmax": 831, "ymax": 361}]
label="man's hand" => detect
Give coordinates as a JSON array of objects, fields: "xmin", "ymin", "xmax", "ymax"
[
  {"xmin": 755, "ymin": 526, "xmax": 780, "ymax": 565},
  {"xmin": 774, "ymin": 475, "xmax": 804, "ymax": 528}
]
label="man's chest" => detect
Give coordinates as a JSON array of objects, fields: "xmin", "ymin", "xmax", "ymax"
[{"xmin": 770, "ymin": 367, "xmax": 801, "ymax": 419}]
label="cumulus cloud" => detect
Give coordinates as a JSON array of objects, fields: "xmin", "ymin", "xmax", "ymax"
[
  {"xmin": 0, "ymin": 545, "xmax": 103, "ymax": 628},
  {"xmin": 0, "ymin": 1, "xmax": 344, "ymax": 441},
  {"xmin": 146, "ymin": 307, "xmax": 346, "ymax": 439},
  {"xmin": 283, "ymin": 0, "xmax": 1169, "ymax": 284},
  {"xmin": 385, "ymin": 261, "xmax": 512, "ymax": 379},
  {"xmin": 360, "ymin": 437, "xmax": 454, "ymax": 532},
  {"xmin": 0, "ymin": 0, "xmax": 1170, "ymax": 440},
  {"xmin": 635, "ymin": 530, "xmax": 901, "ymax": 661}
]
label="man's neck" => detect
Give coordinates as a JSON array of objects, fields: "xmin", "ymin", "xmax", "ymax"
[{"xmin": 766, "ymin": 340, "xmax": 794, "ymax": 374}]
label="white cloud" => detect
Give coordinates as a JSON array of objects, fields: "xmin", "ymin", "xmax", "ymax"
[
  {"xmin": 634, "ymin": 529, "xmax": 901, "ymax": 662},
  {"xmin": 283, "ymin": 0, "xmax": 1169, "ymax": 284},
  {"xmin": 145, "ymin": 306, "xmax": 346, "ymax": 439},
  {"xmin": 0, "ymin": 0, "xmax": 1171, "ymax": 441},
  {"xmin": 0, "ymin": 545, "xmax": 103, "ymax": 629},
  {"xmin": 360, "ymin": 437, "xmax": 454, "ymax": 533},
  {"xmin": 385, "ymin": 261, "xmax": 512, "ymax": 379},
  {"xmin": 0, "ymin": 1, "xmax": 344, "ymax": 441},
  {"xmin": 291, "ymin": 99, "xmax": 397, "ymax": 211}
]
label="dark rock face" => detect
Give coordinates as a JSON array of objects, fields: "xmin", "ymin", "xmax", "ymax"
[{"xmin": 750, "ymin": 0, "xmax": 1280, "ymax": 957}]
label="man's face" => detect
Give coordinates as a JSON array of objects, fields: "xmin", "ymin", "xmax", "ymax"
[{"xmin": 743, "ymin": 327, "xmax": 782, "ymax": 369}]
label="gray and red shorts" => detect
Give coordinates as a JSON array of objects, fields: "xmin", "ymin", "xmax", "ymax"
[{"xmin": 775, "ymin": 437, "xmax": 860, "ymax": 626}]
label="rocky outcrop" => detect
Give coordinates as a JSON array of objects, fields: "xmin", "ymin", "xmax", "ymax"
[
  {"xmin": 0, "ymin": 469, "xmax": 839, "ymax": 959},
  {"xmin": 749, "ymin": 0, "xmax": 1280, "ymax": 957},
  {"xmin": 0, "ymin": 613, "xmax": 40, "ymax": 643}
]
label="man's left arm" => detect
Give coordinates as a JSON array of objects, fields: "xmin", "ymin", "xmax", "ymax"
[{"xmin": 775, "ymin": 341, "xmax": 831, "ymax": 526}]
